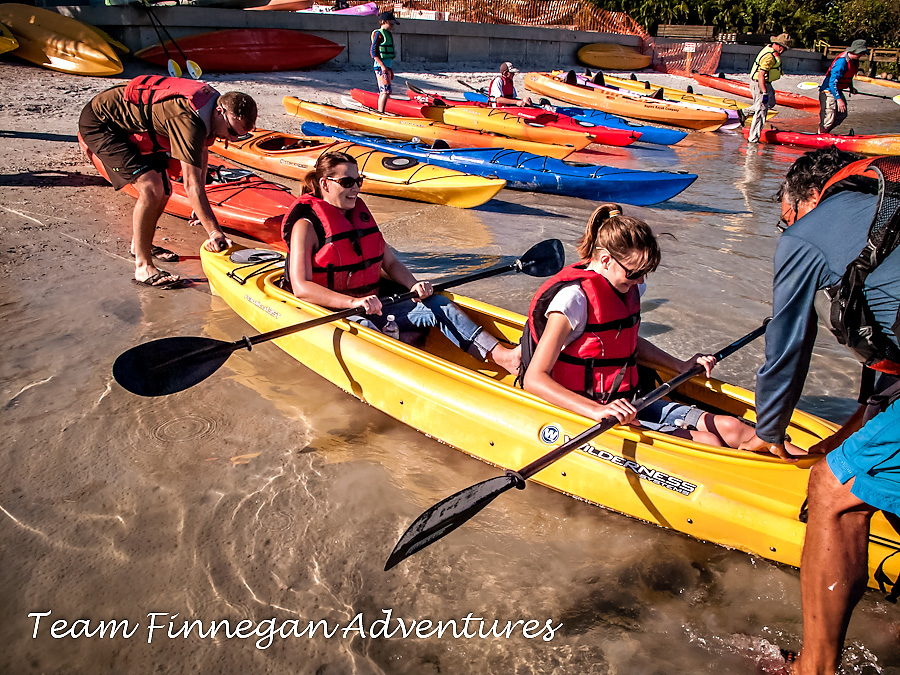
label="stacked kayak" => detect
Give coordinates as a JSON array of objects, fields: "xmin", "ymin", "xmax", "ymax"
[
  {"xmin": 692, "ymin": 73, "xmax": 819, "ymax": 110},
  {"xmin": 300, "ymin": 122, "xmax": 697, "ymax": 205},
  {"xmin": 211, "ymin": 129, "xmax": 506, "ymax": 208},
  {"xmin": 742, "ymin": 127, "xmax": 900, "ymax": 156},
  {"xmin": 202, "ymin": 243, "xmax": 900, "ymax": 595},
  {"xmin": 80, "ymin": 135, "xmax": 290, "ymax": 250},
  {"xmin": 353, "ymin": 88, "xmax": 640, "ymax": 147},
  {"xmin": 0, "ymin": 3, "xmax": 122, "ymax": 76},
  {"xmin": 461, "ymin": 92, "xmax": 688, "ymax": 146},
  {"xmin": 524, "ymin": 71, "xmax": 729, "ymax": 131},
  {"xmin": 0, "ymin": 22, "xmax": 19, "ymax": 55},
  {"xmin": 577, "ymin": 42, "xmax": 651, "ymax": 71},
  {"xmin": 283, "ymin": 97, "xmax": 581, "ymax": 159},
  {"xmin": 136, "ymin": 29, "xmax": 343, "ymax": 73}
]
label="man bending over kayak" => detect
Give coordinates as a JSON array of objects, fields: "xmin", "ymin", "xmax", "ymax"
[{"xmin": 79, "ymin": 75, "xmax": 257, "ymax": 289}]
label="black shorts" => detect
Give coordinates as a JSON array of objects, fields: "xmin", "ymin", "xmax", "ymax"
[{"xmin": 78, "ymin": 102, "xmax": 167, "ymax": 190}]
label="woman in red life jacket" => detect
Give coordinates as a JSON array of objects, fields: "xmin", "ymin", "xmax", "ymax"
[
  {"xmin": 521, "ymin": 204, "xmax": 774, "ymax": 446},
  {"xmin": 282, "ymin": 152, "xmax": 520, "ymax": 373}
]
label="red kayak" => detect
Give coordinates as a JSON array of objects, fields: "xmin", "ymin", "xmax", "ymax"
[
  {"xmin": 135, "ymin": 28, "xmax": 343, "ymax": 73},
  {"xmin": 79, "ymin": 134, "xmax": 292, "ymax": 250},
  {"xmin": 692, "ymin": 73, "xmax": 819, "ymax": 110},
  {"xmin": 742, "ymin": 126, "xmax": 900, "ymax": 156},
  {"xmin": 351, "ymin": 88, "xmax": 639, "ymax": 147}
]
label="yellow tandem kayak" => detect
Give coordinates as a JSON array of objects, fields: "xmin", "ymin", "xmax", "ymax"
[
  {"xmin": 0, "ymin": 21, "xmax": 19, "ymax": 55},
  {"xmin": 212, "ymin": 129, "xmax": 506, "ymax": 209},
  {"xmin": 202, "ymin": 243, "xmax": 900, "ymax": 595}
]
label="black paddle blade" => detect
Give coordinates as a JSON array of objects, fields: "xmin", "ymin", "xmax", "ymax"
[
  {"xmin": 112, "ymin": 336, "xmax": 235, "ymax": 397},
  {"xmin": 385, "ymin": 474, "xmax": 521, "ymax": 570},
  {"xmin": 519, "ymin": 238, "xmax": 565, "ymax": 278}
]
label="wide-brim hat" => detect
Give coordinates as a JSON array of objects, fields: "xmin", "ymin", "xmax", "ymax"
[
  {"xmin": 769, "ymin": 33, "xmax": 792, "ymax": 49},
  {"xmin": 848, "ymin": 39, "xmax": 869, "ymax": 55},
  {"xmin": 378, "ymin": 10, "xmax": 399, "ymax": 24}
]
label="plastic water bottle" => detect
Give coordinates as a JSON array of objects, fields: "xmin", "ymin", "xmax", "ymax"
[{"xmin": 382, "ymin": 314, "xmax": 400, "ymax": 340}]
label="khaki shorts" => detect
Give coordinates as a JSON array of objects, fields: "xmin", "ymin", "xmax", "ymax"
[{"xmin": 818, "ymin": 89, "xmax": 848, "ymax": 131}]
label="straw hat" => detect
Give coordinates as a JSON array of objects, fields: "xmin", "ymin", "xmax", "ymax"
[{"xmin": 770, "ymin": 33, "xmax": 792, "ymax": 49}]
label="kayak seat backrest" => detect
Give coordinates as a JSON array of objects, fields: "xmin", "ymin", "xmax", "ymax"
[
  {"xmin": 258, "ymin": 137, "xmax": 328, "ymax": 152},
  {"xmin": 565, "ymin": 70, "xmax": 578, "ymax": 86},
  {"xmin": 431, "ymin": 139, "xmax": 450, "ymax": 150}
]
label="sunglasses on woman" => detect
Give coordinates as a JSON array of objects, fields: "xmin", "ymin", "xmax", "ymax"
[{"xmin": 327, "ymin": 176, "xmax": 365, "ymax": 189}]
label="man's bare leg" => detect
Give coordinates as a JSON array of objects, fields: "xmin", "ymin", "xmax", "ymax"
[
  {"xmin": 131, "ymin": 171, "xmax": 175, "ymax": 283},
  {"xmin": 793, "ymin": 460, "xmax": 875, "ymax": 674}
]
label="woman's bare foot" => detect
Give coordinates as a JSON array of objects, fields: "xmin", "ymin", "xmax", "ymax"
[{"xmin": 489, "ymin": 343, "xmax": 521, "ymax": 373}]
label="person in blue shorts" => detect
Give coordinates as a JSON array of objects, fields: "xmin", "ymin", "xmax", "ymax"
[
  {"xmin": 371, "ymin": 11, "xmax": 399, "ymax": 114},
  {"xmin": 740, "ymin": 146, "xmax": 900, "ymax": 674}
]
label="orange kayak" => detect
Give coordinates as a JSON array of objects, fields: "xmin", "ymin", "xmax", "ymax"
[
  {"xmin": 524, "ymin": 72, "xmax": 728, "ymax": 132},
  {"xmin": 283, "ymin": 97, "xmax": 580, "ymax": 159},
  {"xmin": 79, "ymin": 134, "xmax": 290, "ymax": 250}
]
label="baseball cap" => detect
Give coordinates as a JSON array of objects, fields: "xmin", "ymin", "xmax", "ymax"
[
  {"xmin": 378, "ymin": 10, "xmax": 399, "ymax": 24},
  {"xmin": 500, "ymin": 61, "xmax": 518, "ymax": 75}
]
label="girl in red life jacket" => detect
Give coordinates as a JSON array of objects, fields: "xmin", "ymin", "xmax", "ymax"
[
  {"xmin": 521, "ymin": 204, "xmax": 767, "ymax": 447},
  {"xmin": 282, "ymin": 152, "xmax": 520, "ymax": 373}
]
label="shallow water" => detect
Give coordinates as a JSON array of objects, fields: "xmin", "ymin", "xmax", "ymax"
[{"xmin": 2, "ymin": 66, "xmax": 899, "ymax": 674}]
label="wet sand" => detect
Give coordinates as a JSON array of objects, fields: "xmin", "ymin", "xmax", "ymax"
[{"xmin": 2, "ymin": 59, "xmax": 900, "ymax": 674}]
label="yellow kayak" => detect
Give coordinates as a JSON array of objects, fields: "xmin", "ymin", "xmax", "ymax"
[
  {"xmin": 856, "ymin": 74, "xmax": 900, "ymax": 91},
  {"xmin": 283, "ymin": 97, "xmax": 580, "ymax": 159},
  {"xmin": 598, "ymin": 71, "xmax": 751, "ymax": 111},
  {"xmin": 524, "ymin": 72, "xmax": 728, "ymax": 131},
  {"xmin": 0, "ymin": 3, "xmax": 122, "ymax": 76},
  {"xmin": 202, "ymin": 243, "xmax": 900, "ymax": 594},
  {"xmin": 423, "ymin": 106, "xmax": 594, "ymax": 150},
  {"xmin": 577, "ymin": 43, "xmax": 651, "ymax": 71},
  {"xmin": 212, "ymin": 129, "xmax": 506, "ymax": 208},
  {"xmin": 0, "ymin": 21, "xmax": 19, "ymax": 55}
]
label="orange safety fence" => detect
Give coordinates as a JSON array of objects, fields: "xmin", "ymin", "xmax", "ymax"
[
  {"xmin": 373, "ymin": 0, "xmax": 723, "ymax": 75},
  {"xmin": 385, "ymin": 0, "xmax": 647, "ymax": 34},
  {"xmin": 643, "ymin": 38, "xmax": 722, "ymax": 75}
]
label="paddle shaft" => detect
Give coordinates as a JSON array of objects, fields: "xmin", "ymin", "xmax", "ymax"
[
  {"xmin": 798, "ymin": 81, "xmax": 900, "ymax": 103},
  {"xmin": 515, "ymin": 321, "xmax": 769, "ymax": 481}
]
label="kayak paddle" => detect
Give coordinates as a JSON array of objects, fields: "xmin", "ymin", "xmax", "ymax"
[
  {"xmin": 141, "ymin": 0, "xmax": 202, "ymax": 79},
  {"xmin": 112, "ymin": 239, "xmax": 565, "ymax": 397},
  {"xmin": 384, "ymin": 320, "xmax": 771, "ymax": 571},
  {"xmin": 797, "ymin": 81, "xmax": 900, "ymax": 104}
]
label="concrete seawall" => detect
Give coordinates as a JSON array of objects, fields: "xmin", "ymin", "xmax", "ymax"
[{"xmin": 58, "ymin": 5, "xmax": 827, "ymax": 74}]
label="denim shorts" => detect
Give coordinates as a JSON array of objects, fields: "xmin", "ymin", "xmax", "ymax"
[{"xmin": 637, "ymin": 400, "xmax": 705, "ymax": 433}]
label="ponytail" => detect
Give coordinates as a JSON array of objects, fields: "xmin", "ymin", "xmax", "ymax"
[{"xmin": 577, "ymin": 203, "xmax": 661, "ymax": 274}]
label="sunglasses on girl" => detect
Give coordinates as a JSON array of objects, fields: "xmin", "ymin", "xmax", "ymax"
[
  {"xmin": 608, "ymin": 251, "xmax": 651, "ymax": 280},
  {"xmin": 327, "ymin": 176, "xmax": 365, "ymax": 189}
]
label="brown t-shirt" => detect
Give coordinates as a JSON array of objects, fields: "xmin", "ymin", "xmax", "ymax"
[{"xmin": 89, "ymin": 85, "xmax": 215, "ymax": 167}]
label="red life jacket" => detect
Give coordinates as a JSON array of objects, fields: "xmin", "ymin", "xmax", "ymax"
[
  {"xmin": 489, "ymin": 76, "xmax": 515, "ymax": 105},
  {"xmin": 811, "ymin": 156, "xmax": 900, "ymax": 375},
  {"xmin": 823, "ymin": 53, "xmax": 860, "ymax": 92},
  {"xmin": 281, "ymin": 194, "xmax": 385, "ymax": 297},
  {"xmin": 526, "ymin": 263, "xmax": 641, "ymax": 401},
  {"xmin": 122, "ymin": 75, "xmax": 219, "ymax": 154}
]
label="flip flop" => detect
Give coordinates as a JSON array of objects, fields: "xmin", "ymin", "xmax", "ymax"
[
  {"xmin": 131, "ymin": 270, "xmax": 187, "ymax": 290},
  {"xmin": 131, "ymin": 246, "xmax": 180, "ymax": 263}
]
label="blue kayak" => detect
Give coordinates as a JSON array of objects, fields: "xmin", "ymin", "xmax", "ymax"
[
  {"xmin": 300, "ymin": 122, "xmax": 696, "ymax": 205},
  {"xmin": 462, "ymin": 92, "xmax": 687, "ymax": 146}
]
